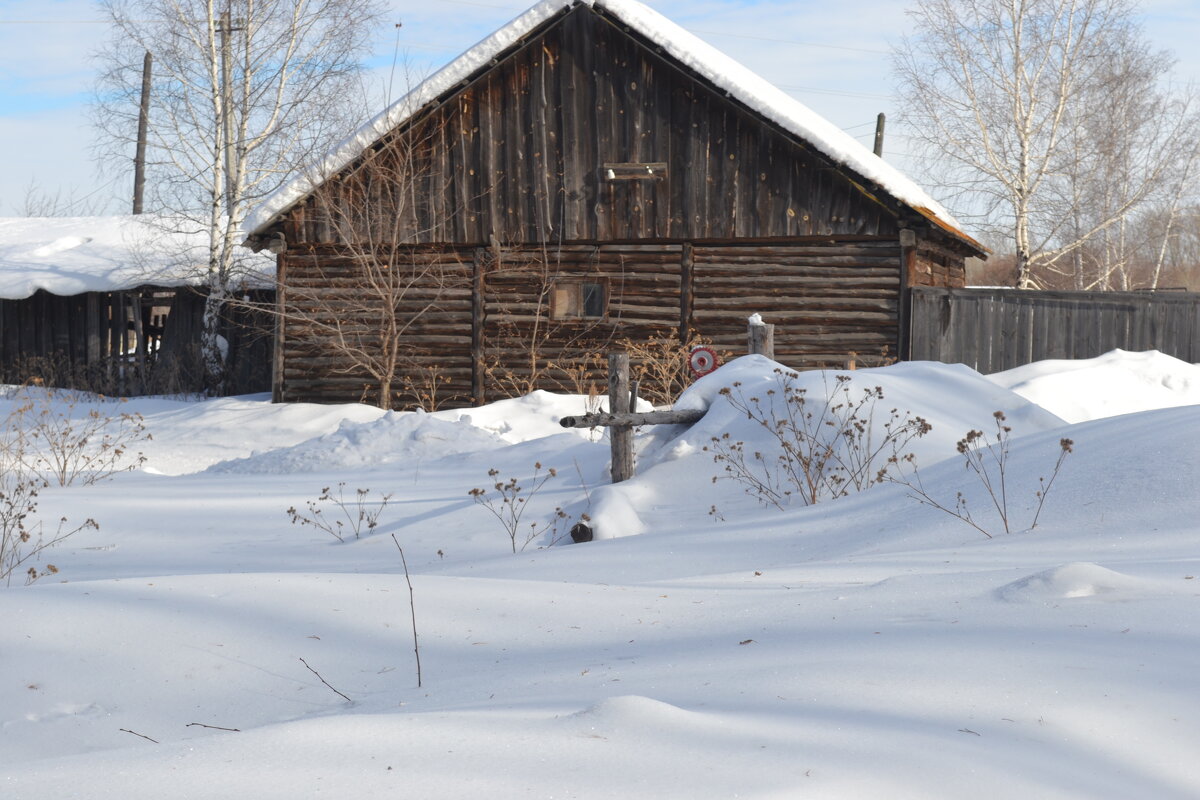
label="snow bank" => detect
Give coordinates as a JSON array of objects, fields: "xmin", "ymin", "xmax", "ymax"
[
  {"xmin": 208, "ymin": 412, "xmax": 506, "ymax": 474},
  {"xmin": 642, "ymin": 355, "xmax": 1065, "ymax": 473},
  {"xmin": 4, "ymin": 352, "xmax": 1200, "ymax": 799},
  {"xmin": 203, "ymin": 389, "xmax": 652, "ymax": 474},
  {"xmin": 989, "ymin": 349, "xmax": 1200, "ymax": 423},
  {"xmin": 429, "ymin": 389, "xmax": 644, "ymax": 444},
  {"xmin": 575, "ymin": 355, "xmax": 1067, "ymax": 540},
  {"xmin": 997, "ymin": 562, "xmax": 1181, "ymax": 603}
]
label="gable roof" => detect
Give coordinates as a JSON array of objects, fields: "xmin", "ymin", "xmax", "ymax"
[{"xmin": 244, "ymin": 0, "xmax": 971, "ymax": 246}]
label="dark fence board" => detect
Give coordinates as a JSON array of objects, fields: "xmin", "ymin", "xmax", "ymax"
[
  {"xmin": 0, "ymin": 287, "xmax": 273, "ymax": 395},
  {"xmin": 909, "ymin": 287, "xmax": 1200, "ymax": 373}
]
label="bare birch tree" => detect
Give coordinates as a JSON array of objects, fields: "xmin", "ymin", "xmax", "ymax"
[
  {"xmin": 894, "ymin": 0, "xmax": 1199, "ymax": 289},
  {"xmin": 93, "ymin": 0, "xmax": 382, "ymax": 392}
]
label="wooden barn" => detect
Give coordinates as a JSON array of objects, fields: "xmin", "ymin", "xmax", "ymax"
[
  {"xmin": 244, "ymin": 0, "xmax": 985, "ymax": 409},
  {"xmin": 0, "ymin": 215, "xmax": 274, "ymax": 395}
]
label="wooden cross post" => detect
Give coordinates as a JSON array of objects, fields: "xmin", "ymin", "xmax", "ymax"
[
  {"xmin": 559, "ymin": 351, "xmax": 706, "ymax": 484},
  {"xmin": 608, "ymin": 352, "xmax": 634, "ymax": 482}
]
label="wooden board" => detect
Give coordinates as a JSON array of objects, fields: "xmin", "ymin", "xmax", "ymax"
[{"xmin": 909, "ymin": 287, "xmax": 1200, "ymax": 372}]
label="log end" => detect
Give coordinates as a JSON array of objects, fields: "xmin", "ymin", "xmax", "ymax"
[{"xmin": 570, "ymin": 521, "xmax": 593, "ymax": 543}]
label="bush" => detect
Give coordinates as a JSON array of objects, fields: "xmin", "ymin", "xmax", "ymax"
[
  {"xmin": 0, "ymin": 391, "xmax": 109, "ymax": 585},
  {"xmin": 706, "ymin": 369, "xmax": 931, "ymax": 509},
  {"xmin": 617, "ymin": 333, "xmax": 726, "ymax": 408},
  {"xmin": 890, "ymin": 411, "xmax": 1074, "ymax": 537},
  {"xmin": 8, "ymin": 388, "xmax": 150, "ymax": 487}
]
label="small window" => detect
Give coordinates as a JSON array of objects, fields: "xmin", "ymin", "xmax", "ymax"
[{"xmin": 551, "ymin": 281, "xmax": 607, "ymax": 320}]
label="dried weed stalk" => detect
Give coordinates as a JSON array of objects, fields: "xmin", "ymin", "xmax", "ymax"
[
  {"xmin": 0, "ymin": 387, "xmax": 128, "ymax": 584},
  {"xmin": 10, "ymin": 388, "xmax": 149, "ymax": 487},
  {"xmin": 287, "ymin": 483, "xmax": 392, "ymax": 542},
  {"xmin": 891, "ymin": 411, "xmax": 1074, "ymax": 537},
  {"xmin": 0, "ymin": 469, "xmax": 99, "ymax": 586},
  {"xmin": 469, "ymin": 462, "xmax": 568, "ymax": 552},
  {"xmin": 400, "ymin": 362, "xmax": 454, "ymax": 412},
  {"xmin": 706, "ymin": 369, "xmax": 931, "ymax": 509},
  {"xmin": 618, "ymin": 332, "xmax": 725, "ymax": 408}
]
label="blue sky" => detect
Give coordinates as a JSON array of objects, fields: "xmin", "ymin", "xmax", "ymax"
[{"xmin": 1, "ymin": 0, "xmax": 1197, "ymax": 217}]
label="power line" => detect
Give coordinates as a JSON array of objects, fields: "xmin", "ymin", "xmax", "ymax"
[
  {"xmin": 778, "ymin": 83, "xmax": 893, "ymax": 101},
  {"xmin": 390, "ymin": 40, "xmax": 454, "ymax": 53}
]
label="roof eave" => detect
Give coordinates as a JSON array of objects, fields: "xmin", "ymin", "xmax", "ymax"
[{"xmin": 243, "ymin": 0, "xmax": 582, "ymax": 239}]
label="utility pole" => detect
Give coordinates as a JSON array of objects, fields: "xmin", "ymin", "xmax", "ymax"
[
  {"xmin": 132, "ymin": 51, "xmax": 152, "ymax": 214},
  {"xmin": 873, "ymin": 112, "xmax": 886, "ymax": 158},
  {"xmin": 218, "ymin": 10, "xmax": 236, "ymax": 218}
]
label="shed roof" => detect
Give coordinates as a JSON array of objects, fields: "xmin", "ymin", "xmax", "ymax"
[
  {"xmin": 245, "ymin": 0, "xmax": 971, "ymax": 245},
  {"xmin": 0, "ymin": 215, "xmax": 275, "ymax": 301}
]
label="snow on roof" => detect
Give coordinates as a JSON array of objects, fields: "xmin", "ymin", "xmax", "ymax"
[
  {"xmin": 244, "ymin": 0, "xmax": 966, "ymax": 240},
  {"xmin": 0, "ymin": 215, "xmax": 275, "ymax": 300}
]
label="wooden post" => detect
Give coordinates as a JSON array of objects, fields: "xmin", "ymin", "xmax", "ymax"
[
  {"xmin": 898, "ymin": 228, "xmax": 917, "ymax": 361},
  {"xmin": 608, "ymin": 352, "xmax": 634, "ymax": 483},
  {"xmin": 471, "ymin": 248, "xmax": 486, "ymax": 404},
  {"xmin": 747, "ymin": 314, "xmax": 774, "ymax": 359},
  {"xmin": 272, "ymin": 258, "xmax": 286, "ymax": 403},
  {"xmin": 679, "ymin": 242, "xmax": 694, "ymax": 344},
  {"xmin": 111, "ymin": 292, "xmax": 125, "ymax": 395},
  {"xmin": 132, "ymin": 51, "xmax": 152, "ymax": 214},
  {"xmin": 219, "ymin": 11, "xmax": 236, "ymax": 218},
  {"xmin": 131, "ymin": 293, "xmax": 147, "ymax": 394},
  {"xmin": 86, "ymin": 293, "xmax": 101, "ymax": 364}
]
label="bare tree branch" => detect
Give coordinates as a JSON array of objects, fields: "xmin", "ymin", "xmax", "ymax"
[
  {"xmin": 894, "ymin": 0, "xmax": 1200, "ymax": 290},
  {"xmin": 93, "ymin": 0, "xmax": 383, "ymax": 392}
]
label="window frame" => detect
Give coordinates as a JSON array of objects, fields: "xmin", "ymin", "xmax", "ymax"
[{"xmin": 550, "ymin": 279, "xmax": 609, "ymax": 321}]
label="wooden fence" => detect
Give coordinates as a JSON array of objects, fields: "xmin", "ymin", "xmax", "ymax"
[
  {"xmin": 908, "ymin": 287, "xmax": 1200, "ymax": 373},
  {"xmin": 0, "ymin": 287, "xmax": 274, "ymax": 396}
]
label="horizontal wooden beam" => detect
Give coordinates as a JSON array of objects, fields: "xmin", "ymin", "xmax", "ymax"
[{"xmin": 559, "ymin": 408, "xmax": 705, "ymax": 429}]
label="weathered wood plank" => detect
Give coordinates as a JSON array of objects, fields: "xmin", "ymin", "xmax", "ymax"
[
  {"xmin": 607, "ymin": 352, "xmax": 633, "ymax": 482},
  {"xmin": 909, "ymin": 287, "xmax": 1200, "ymax": 372},
  {"xmin": 560, "ymin": 408, "xmax": 704, "ymax": 428}
]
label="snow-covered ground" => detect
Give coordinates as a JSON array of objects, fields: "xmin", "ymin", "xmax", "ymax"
[{"xmin": 2, "ymin": 350, "xmax": 1198, "ymax": 798}]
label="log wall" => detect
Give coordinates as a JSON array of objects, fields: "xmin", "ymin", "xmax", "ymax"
[
  {"xmin": 480, "ymin": 243, "xmax": 683, "ymax": 401},
  {"xmin": 692, "ymin": 239, "xmax": 901, "ymax": 368},
  {"xmin": 276, "ymin": 237, "xmax": 906, "ymax": 407},
  {"xmin": 278, "ymin": 247, "xmax": 476, "ymax": 407}
]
